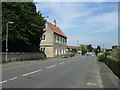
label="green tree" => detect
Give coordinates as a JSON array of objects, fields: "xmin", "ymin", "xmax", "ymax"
[
  {"xmin": 85, "ymin": 44, "xmax": 93, "ymax": 52},
  {"xmin": 80, "ymin": 44, "xmax": 87, "ymax": 55},
  {"xmin": 97, "ymin": 45, "xmax": 101, "ymax": 53},
  {"xmin": 72, "ymin": 49, "xmax": 78, "ymax": 54},
  {"xmin": 2, "ymin": 2, "xmax": 45, "ymax": 52},
  {"xmin": 95, "ymin": 45, "xmax": 101, "ymax": 56}
]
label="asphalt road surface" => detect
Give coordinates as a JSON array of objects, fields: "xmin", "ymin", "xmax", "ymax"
[{"xmin": 1, "ymin": 55, "xmax": 119, "ymax": 88}]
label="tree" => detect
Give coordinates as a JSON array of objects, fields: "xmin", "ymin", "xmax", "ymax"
[
  {"xmin": 72, "ymin": 49, "xmax": 78, "ymax": 54},
  {"xmin": 2, "ymin": 2, "xmax": 45, "ymax": 52},
  {"xmin": 94, "ymin": 45, "xmax": 101, "ymax": 56},
  {"xmin": 85, "ymin": 44, "xmax": 93, "ymax": 52},
  {"xmin": 80, "ymin": 44, "xmax": 87, "ymax": 55},
  {"xmin": 97, "ymin": 45, "xmax": 101, "ymax": 53}
]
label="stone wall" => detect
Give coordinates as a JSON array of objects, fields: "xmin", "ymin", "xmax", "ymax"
[
  {"xmin": 104, "ymin": 57, "xmax": 120, "ymax": 79},
  {"xmin": 2, "ymin": 52, "xmax": 46, "ymax": 63}
]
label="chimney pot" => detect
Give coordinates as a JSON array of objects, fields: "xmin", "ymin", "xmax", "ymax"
[{"xmin": 54, "ymin": 20, "xmax": 56, "ymax": 26}]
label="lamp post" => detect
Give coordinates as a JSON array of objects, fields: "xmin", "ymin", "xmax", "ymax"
[{"xmin": 5, "ymin": 22, "xmax": 14, "ymax": 62}]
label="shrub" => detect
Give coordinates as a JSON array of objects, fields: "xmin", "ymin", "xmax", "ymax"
[
  {"xmin": 69, "ymin": 53, "xmax": 75, "ymax": 57},
  {"xmin": 97, "ymin": 52, "xmax": 105, "ymax": 62},
  {"xmin": 111, "ymin": 50, "xmax": 120, "ymax": 60}
]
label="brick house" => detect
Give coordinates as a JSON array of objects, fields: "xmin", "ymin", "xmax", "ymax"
[{"xmin": 40, "ymin": 20, "xmax": 67, "ymax": 57}]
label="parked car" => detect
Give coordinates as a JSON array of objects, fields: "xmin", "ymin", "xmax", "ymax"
[{"xmin": 85, "ymin": 52, "xmax": 95, "ymax": 56}]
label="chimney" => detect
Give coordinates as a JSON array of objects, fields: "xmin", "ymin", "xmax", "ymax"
[{"xmin": 54, "ymin": 20, "xmax": 56, "ymax": 26}]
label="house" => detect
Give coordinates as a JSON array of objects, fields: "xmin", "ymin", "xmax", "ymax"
[
  {"xmin": 112, "ymin": 45, "xmax": 120, "ymax": 51},
  {"xmin": 67, "ymin": 46, "xmax": 81, "ymax": 54},
  {"xmin": 40, "ymin": 20, "xmax": 67, "ymax": 57}
]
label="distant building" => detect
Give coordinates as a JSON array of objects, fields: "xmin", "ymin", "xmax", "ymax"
[
  {"xmin": 67, "ymin": 46, "xmax": 81, "ymax": 54},
  {"xmin": 117, "ymin": 46, "xmax": 120, "ymax": 50},
  {"xmin": 40, "ymin": 20, "xmax": 67, "ymax": 57},
  {"xmin": 112, "ymin": 45, "xmax": 120, "ymax": 51}
]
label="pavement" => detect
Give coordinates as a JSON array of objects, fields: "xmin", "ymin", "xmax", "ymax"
[{"xmin": 1, "ymin": 55, "xmax": 119, "ymax": 88}]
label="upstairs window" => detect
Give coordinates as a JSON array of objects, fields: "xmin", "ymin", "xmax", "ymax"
[
  {"xmin": 57, "ymin": 36, "xmax": 59, "ymax": 42},
  {"xmin": 65, "ymin": 39, "xmax": 67, "ymax": 44},
  {"xmin": 59, "ymin": 36, "xmax": 61, "ymax": 43},
  {"xmin": 55, "ymin": 35, "xmax": 57, "ymax": 42},
  {"xmin": 42, "ymin": 34, "xmax": 45, "ymax": 40}
]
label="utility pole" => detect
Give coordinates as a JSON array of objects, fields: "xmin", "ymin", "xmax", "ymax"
[
  {"xmin": 6, "ymin": 22, "xmax": 14, "ymax": 62},
  {"xmin": 77, "ymin": 40, "xmax": 79, "ymax": 47}
]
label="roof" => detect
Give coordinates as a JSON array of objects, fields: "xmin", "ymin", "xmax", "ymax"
[
  {"xmin": 67, "ymin": 46, "xmax": 81, "ymax": 50},
  {"xmin": 47, "ymin": 21, "xmax": 67, "ymax": 38}
]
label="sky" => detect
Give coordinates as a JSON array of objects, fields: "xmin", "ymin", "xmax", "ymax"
[{"xmin": 35, "ymin": 1, "xmax": 118, "ymax": 49}]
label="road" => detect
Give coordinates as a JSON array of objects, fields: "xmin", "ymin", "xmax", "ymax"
[{"xmin": 1, "ymin": 55, "xmax": 119, "ymax": 88}]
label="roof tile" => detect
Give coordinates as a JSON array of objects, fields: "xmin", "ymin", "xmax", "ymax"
[{"xmin": 47, "ymin": 21, "xmax": 67, "ymax": 38}]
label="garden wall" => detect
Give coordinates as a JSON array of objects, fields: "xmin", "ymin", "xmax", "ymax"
[
  {"xmin": 104, "ymin": 57, "xmax": 120, "ymax": 79},
  {"xmin": 2, "ymin": 52, "xmax": 46, "ymax": 63}
]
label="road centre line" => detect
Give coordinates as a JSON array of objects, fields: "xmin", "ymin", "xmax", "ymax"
[
  {"xmin": 0, "ymin": 80, "xmax": 8, "ymax": 84},
  {"xmin": 22, "ymin": 69, "xmax": 42, "ymax": 77},
  {"xmin": 46, "ymin": 65, "xmax": 56, "ymax": 69},
  {"xmin": 59, "ymin": 62, "xmax": 65, "ymax": 64},
  {"xmin": 9, "ymin": 77, "xmax": 18, "ymax": 81}
]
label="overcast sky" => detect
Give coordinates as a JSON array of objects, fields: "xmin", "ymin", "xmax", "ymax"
[{"xmin": 35, "ymin": 1, "xmax": 118, "ymax": 49}]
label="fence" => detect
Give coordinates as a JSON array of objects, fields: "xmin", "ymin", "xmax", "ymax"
[{"xmin": 2, "ymin": 52, "xmax": 46, "ymax": 63}]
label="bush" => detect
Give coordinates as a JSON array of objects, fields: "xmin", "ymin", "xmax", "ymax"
[
  {"xmin": 111, "ymin": 50, "xmax": 120, "ymax": 60},
  {"xmin": 97, "ymin": 52, "xmax": 105, "ymax": 62},
  {"xmin": 69, "ymin": 53, "xmax": 75, "ymax": 57}
]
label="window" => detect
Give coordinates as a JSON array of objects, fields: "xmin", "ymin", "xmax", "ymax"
[
  {"xmin": 55, "ymin": 49, "xmax": 58, "ymax": 55},
  {"xmin": 64, "ymin": 49, "xmax": 66, "ymax": 54},
  {"xmin": 63, "ymin": 39, "xmax": 65, "ymax": 44},
  {"xmin": 64, "ymin": 39, "xmax": 67, "ymax": 44},
  {"xmin": 40, "ymin": 48, "xmax": 45, "ymax": 52},
  {"xmin": 60, "ymin": 37, "xmax": 62, "ymax": 43},
  {"xmin": 59, "ymin": 48, "xmax": 61, "ymax": 55},
  {"xmin": 55, "ymin": 35, "xmax": 56, "ymax": 42},
  {"xmin": 62, "ymin": 49, "xmax": 64, "ymax": 54},
  {"xmin": 55, "ymin": 35, "xmax": 57, "ymax": 42},
  {"xmin": 57, "ymin": 36, "xmax": 59, "ymax": 42},
  {"xmin": 59, "ymin": 36, "xmax": 61, "ymax": 43},
  {"xmin": 42, "ymin": 34, "xmax": 45, "ymax": 40}
]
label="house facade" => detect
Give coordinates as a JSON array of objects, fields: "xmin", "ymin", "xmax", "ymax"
[{"xmin": 40, "ymin": 20, "xmax": 67, "ymax": 57}]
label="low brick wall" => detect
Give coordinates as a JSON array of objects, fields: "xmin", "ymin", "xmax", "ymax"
[
  {"xmin": 2, "ymin": 52, "xmax": 46, "ymax": 63},
  {"xmin": 104, "ymin": 57, "xmax": 120, "ymax": 79}
]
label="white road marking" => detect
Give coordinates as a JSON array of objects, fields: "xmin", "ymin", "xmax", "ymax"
[
  {"xmin": 46, "ymin": 65, "xmax": 56, "ymax": 69},
  {"xmin": 0, "ymin": 80, "xmax": 7, "ymax": 84},
  {"xmin": 87, "ymin": 82, "xmax": 97, "ymax": 86},
  {"xmin": 96, "ymin": 66, "xmax": 103, "ymax": 88},
  {"xmin": 59, "ymin": 62, "xmax": 65, "ymax": 64},
  {"xmin": 22, "ymin": 69, "xmax": 42, "ymax": 77},
  {"xmin": 9, "ymin": 77, "xmax": 17, "ymax": 81}
]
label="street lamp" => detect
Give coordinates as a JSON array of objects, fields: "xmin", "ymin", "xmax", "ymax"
[{"xmin": 5, "ymin": 22, "xmax": 14, "ymax": 62}]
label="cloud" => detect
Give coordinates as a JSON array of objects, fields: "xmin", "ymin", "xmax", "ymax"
[
  {"xmin": 36, "ymin": 2, "xmax": 118, "ymax": 48},
  {"xmin": 38, "ymin": 2, "xmax": 118, "ymax": 34},
  {"xmin": 87, "ymin": 12, "xmax": 118, "ymax": 33}
]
